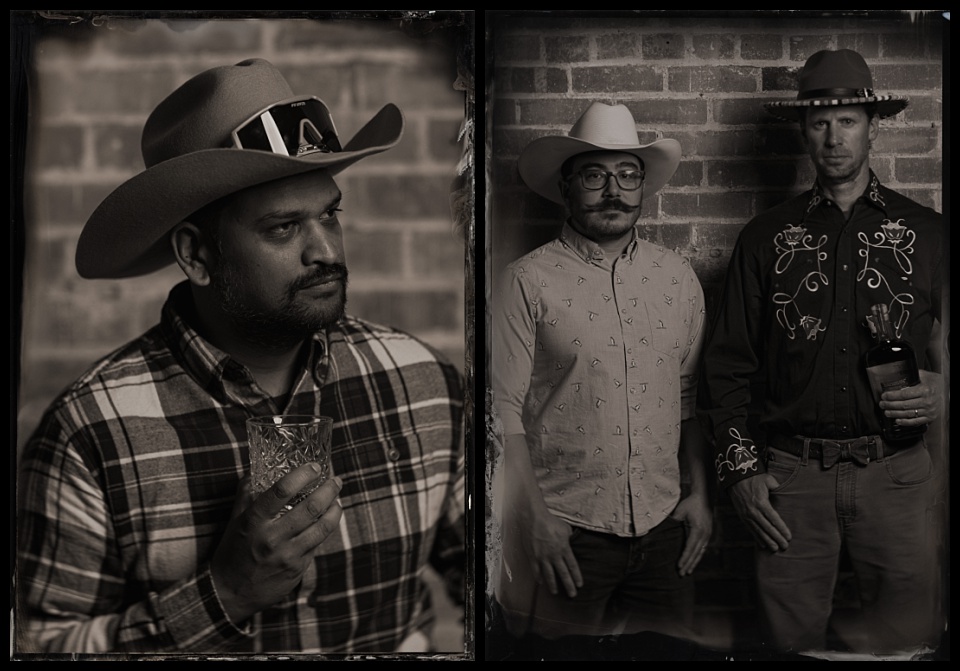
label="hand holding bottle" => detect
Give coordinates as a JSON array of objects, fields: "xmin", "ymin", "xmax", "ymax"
[
  {"xmin": 878, "ymin": 368, "xmax": 942, "ymax": 428},
  {"xmin": 864, "ymin": 303, "xmax": 927, "ymax": 443}
]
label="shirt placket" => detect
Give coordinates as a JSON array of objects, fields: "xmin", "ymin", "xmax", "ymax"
[
  {"xmin": 611, "ymin": 249, "xmax": 643, "ymax": 534},
  {"xmin": 830, "ymin": 204, "xmax": 856, "ymax": 438}
]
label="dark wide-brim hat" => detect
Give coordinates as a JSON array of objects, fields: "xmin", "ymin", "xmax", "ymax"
[
  {"xmin": 518, "ymin": 101, "xmax": 681, "ymax": 205},
  {"xmin": 76, "ymin": 58, "xmax": 404, "ymax": 279},
  {"xmin": 764, "ymin": 49, "xmax": 909, "ymax": 122}
]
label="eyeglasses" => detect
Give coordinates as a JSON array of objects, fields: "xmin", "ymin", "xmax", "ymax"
[
  {"xmin": 230, "ymin": 96, "xmax": 342, "ymax": 156},
  {"xmin": 568, "ymin": 168, "xmax": 645, "ymax": 191}
]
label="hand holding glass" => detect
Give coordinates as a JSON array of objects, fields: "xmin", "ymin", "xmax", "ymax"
[{"xmin": 247, "ymin": 415, "xmax": 333, "ymax": 506}]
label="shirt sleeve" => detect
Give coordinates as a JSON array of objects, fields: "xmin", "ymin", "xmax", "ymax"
[
  {"xmin": 428, "ymin": 373, "xmax": 466, "ymax": 609},
  {"xmin": 16, "ymin": 410, "xmax": 252, "ymax": 653},
  {"xmin": 490, "ymin": 264, "xmax": 537, "ymax": 437},
  {"xmin": 679, "ymin": 262, "xmax": 707, "ymax": 422},
  {"xmin": 696, "ymin": 234, "xmax": 766, "ymax": 490}
]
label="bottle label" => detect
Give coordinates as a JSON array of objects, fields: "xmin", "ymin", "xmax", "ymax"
[{"xmin": 865, "ymin": 360, "xmax": 912, "ymax": 403}]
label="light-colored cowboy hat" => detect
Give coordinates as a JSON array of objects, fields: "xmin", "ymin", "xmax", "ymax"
[
  {"xmin": 764, "ymin": 49, "xmax": 909, "ymax": 122},
  {"xmin": 518, "ymin": 101, "xmax": 681, "ymax": 205},
  {"xmin": 76, "ymin": 58, "xmax": 404, "ymax": 279}
]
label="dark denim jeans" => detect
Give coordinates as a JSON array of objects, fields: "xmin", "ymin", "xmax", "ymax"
[
  {"xmin": 758, "ymin": 439, "xmax": 940, "ymax": 653},
  {"xmin": 496, "ymin": 516, "xmax": 694, "ymax": 640}
]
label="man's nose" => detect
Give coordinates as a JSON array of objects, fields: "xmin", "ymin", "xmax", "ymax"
[
  {"xmin": 302, "ymin": 221, "xmax": 343, "ymax": 266},
  {"xmin": 825, "ymin": 123, "xmax": 841, "ymax": 146},
  {"xmin": 602, "ymin": 174, "xmax": 622, "ymax": 196}
]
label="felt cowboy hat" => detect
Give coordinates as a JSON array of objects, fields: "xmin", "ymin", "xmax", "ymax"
[
  {"xmin": 517, "ymin": 101, "xmax": 681, "ymax": 205},
  {"xmin": 76, "ymin": 58, "xmax": 404, "ymax": 279},
  {"xmin": 764, "ymin": 49, "xmax": 909, "ymax": 122}
]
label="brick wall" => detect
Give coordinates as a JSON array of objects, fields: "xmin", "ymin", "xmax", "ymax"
[
  {"xmin": 484, "ymin": 12, "xmax": 945, "ymax": 654},
  {"xmin": 16, "ymin": 15, "xmax": 470, "ymax": 460}
]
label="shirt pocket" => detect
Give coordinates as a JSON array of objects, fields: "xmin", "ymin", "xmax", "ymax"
[{"xmin": 644, "ymin": 298, "xmax": 685, "ymax": 360}]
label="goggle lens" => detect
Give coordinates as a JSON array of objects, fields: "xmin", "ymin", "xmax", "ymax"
[{"xmin": 231, "ymin": 97, "xmax": 342, "ymax": 156}]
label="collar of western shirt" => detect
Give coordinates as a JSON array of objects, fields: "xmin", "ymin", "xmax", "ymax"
[
  {"xmin": 160, "ymin": 280, "xmax": 329, "ymax": 400},
  {"xmin": 559, "ymin": 220, "xmax": 639, "ymax": 264},
  {"xmin": 804, "ymin": 170, "xmax": 890, "ymax": 219}
]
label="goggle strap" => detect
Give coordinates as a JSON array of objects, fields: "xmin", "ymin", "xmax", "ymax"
[{"xmin": 261, "ymin": 112, "xmax": 288, "ymax": 155}]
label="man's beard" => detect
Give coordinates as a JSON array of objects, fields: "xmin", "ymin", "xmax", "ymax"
[
  {"xmin": 578, "ymin": 198, "xmax": 642, "ymax": 240},
  {"xmin": 210, "ymin": 257, "xmax": 348, "ymax": 351}
]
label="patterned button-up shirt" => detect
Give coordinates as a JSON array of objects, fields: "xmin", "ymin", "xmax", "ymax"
[
  {"xmin": 492, "ymin": 223, "xmax": 706, "ymax": 537},
  {"xmin": 697, "ymin": 173, "xmax": 944, "ymax": 489},
  {"xmin": 17, "ymin": 281, "xmax": 464, "ymax": 654}
]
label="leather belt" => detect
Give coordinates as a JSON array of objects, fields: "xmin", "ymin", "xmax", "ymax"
[{"xmin": 767, "ymin": 434, "xmax": 912, "ymax": 469}]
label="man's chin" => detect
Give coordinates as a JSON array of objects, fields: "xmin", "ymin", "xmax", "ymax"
[{"xmin": 584, "ymin": 212, "xmax": 638, "ymax": 234}]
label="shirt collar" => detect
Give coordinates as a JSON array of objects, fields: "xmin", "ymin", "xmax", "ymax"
[
  {"xmin": 805, "ymin": 170, "xmax": 889, "ymax": 218},
  {"xmin": 160, "ymin": 281, "xmax": 329, "ymax": 405},
  {"xmin": 559, "ymin": 220, "xmax": 639, "ymax": 264}
]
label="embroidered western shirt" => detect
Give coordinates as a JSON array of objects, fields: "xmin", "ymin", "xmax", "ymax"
[
  {"xmin": 492, "ymin": 223, "xmax": 706, "ymax": 537},
  {"xmin": 697, "ymin": 174, "xmax": 944, "ymax": 489},
  {"xmin": 17, "ymin": 281, "xmax": 465, "ymax": 654}
]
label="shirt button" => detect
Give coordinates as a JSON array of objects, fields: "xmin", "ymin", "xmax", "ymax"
[
  {"xmin": 840, "ymin": 306, "xmax": 848, "ymax": 313},
  {"xmin": 840, "ymin": 386, "xmax": 847, "ymax": 392},
  {"xmin": 840, "ymin": 426, "xmax": 849, "ymax": 434},
  {"xmin": 840, "ymin": 347, "xmax": 847, "ymax": 353},
  {"xmin": 387, "ymin": 448, "xmax": 401, "ymax": 461}
]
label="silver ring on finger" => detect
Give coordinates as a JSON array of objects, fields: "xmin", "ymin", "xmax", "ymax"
[{"xmin": 915, "ymin": 408, "xmax": 919, "ymax": 417}]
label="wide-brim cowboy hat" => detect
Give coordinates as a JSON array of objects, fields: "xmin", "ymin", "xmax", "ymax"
[
  {"xmin": 76, "ymin": 58, "xmax": 403, "ymax": 279},
  {"xmin": 518, "ymin": 101, "xmax": 681, "ymax": 205},
  {"xmin": 764, "ymin": 49, "xmax": 908, "ymax": 122}
]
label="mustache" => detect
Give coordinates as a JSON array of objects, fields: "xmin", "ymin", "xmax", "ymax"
[
  {"xmin": 587, "ymin": 200, "xmax": 639, "ymax": 213},
  {"xmin": 288, "ymin": 263, "xmax": 349, "ymax": 293}
]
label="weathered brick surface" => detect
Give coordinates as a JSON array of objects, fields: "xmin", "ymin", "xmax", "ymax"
[
  {"xmin": 544, "ymin": 35, "xmax": 590, "ymax": 64},
  {"xmin": 692, "ymin": 34, "xmax": 736, "ymax": 60},
  {"xmin": 741, "ymin": 34, "xmax": 782, "ymax": 61},
  {"xmin": 18, "ymin": 15, "xmax": 469, "ymax": 468},
  {"xmin": 488, "ymin": 14, "xmax": 943, "ymax": 653}
]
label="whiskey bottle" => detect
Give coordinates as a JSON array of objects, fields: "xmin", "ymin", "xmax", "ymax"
[{"xmin": 864, "ymin": 303, "xmax": 926, "ymax": 443}]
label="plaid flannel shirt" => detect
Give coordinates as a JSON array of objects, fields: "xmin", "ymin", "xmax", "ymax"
[{"xmin": 16, "ymin": 281, "xmax": 465, "ymax": 654}]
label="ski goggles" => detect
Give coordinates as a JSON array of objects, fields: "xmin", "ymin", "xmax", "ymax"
[{"xmin": 230, "ymin": 96, "xmax": 342, "ymax": 156}]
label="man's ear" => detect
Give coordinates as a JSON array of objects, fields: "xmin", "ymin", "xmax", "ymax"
[{"xmin": 171, "ymin": 222, "xmax": 213, "ymax": 286}]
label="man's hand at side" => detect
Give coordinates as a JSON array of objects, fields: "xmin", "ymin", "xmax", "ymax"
[
  {"xmin": 211, "ymin": 463, "xmax": 343, "ymax": 624},
  {"xmin": 727, "ymin": 474, "xmax": 791, "ymax": 552},
  {"xmin": 518, "ymin": 506, "xmax": 584, "ymax": 599},
  {"xmin": 672, "ymin": 492, "xmax": 713, "ymax": 577}
]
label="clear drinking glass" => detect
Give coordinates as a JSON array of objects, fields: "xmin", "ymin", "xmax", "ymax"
[{"xmin": 246, "ymin": 414, "xmax": 333, "ymax": 505}]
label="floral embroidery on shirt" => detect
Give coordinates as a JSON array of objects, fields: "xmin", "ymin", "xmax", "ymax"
[
  {"xmin": 716, "ymin": 428, "xmax": 758, "ymax": 482},
  {"xmin": 772, "ymin": 214, "xmax": 830, "ymax": 340},
  {"xmin": 857, "ymin": 217, "xmax": 916, "ymax": 338}
]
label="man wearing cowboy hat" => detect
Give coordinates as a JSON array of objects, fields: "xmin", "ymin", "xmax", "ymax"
[
  {"xmin": 491, "ymin": 101, "xmax": 713, "ymax": 644},
  {"xmin": 697, "ymin": 49, "xmax": 944, "ymax": 653},
  {"xmin": 16, "ymin": 59, "xmax": 465, "ymax": 654}
]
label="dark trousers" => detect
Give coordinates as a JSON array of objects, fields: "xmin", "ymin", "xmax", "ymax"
[
  {"xmin": 758, "ymin": 439, "xmax": 940, "ymax": 653},
  {"xmin": 496, "ymin": 516, "xmax": 694, "ymax": 641}
]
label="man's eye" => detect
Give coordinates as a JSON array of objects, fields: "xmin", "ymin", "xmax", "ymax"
[
  {"xmin": 322, "ymin": 206, "xmax": 343, "ymax": 219},
  {"xmin": 270, "ymin": 221, "xmax": 297, "ymax": 235}
]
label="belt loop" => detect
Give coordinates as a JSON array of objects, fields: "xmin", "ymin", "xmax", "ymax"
[
  {"xmin": 801, "ymin": 437, "xmax": 810, "ymax": 466},
  {"xmin": 873, "ymin": 436, "xmax": 885, "ymax": 462}
]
